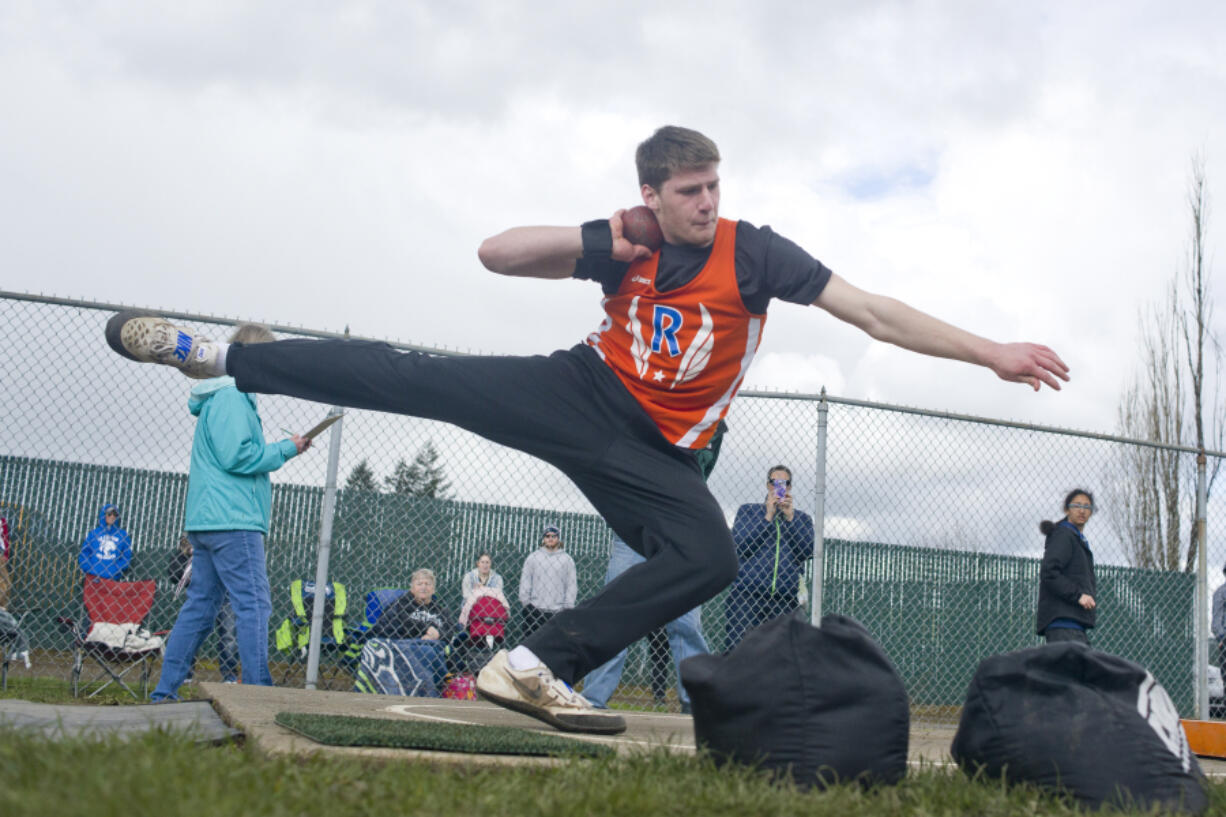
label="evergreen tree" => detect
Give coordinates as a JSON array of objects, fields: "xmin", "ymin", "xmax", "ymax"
[
  {"xmin": 345, "ymin": 459, "xmax": 380, "ymax": 493},
  {"xmin": 384, "ymin": 457, "xmax": 423, "ymax": 495},
  {"xmin": 412, "ymin": 441, "xmax": 452, "ymax": 499},
  {"xmin": 382, "ymin": 442, "xmax": 452, "ymax": 498}
]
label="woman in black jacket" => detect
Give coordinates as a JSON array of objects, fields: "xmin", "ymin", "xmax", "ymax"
[{"xmin": 1036, "ymin": 489, "xmax": 1097, "ymax": 645}]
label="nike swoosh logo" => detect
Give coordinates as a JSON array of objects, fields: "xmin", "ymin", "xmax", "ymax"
[{"xmin": 509, "ymin": 672, "xmax": 546, "ymax": 701}]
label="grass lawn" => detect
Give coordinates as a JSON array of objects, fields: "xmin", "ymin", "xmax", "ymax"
[
  {"xmin": 0, "ymin": 675, "xmax": 201, "ymax": 705},
  {"xmin": 1, "ymin": 728, "xmax": 1222, "ymax": 816},
  {"xmin": 2, "ymin": 679, "xmax": 1222, "ymax": 816}
]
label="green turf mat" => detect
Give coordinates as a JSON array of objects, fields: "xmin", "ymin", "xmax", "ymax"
[{"xmin": 274, "ymin": 712, "xmax": 614, "ymax": 758}]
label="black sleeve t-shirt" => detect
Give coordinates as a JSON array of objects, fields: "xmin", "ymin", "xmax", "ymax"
[{"xmin": 572, "ymin": 220, "xmax": 832, "ymax": 313}]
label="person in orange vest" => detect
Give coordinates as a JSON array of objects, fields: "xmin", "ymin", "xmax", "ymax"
[{"xmin": 105, "ymin": 125, "xmax": 1068, "ymax": 734}]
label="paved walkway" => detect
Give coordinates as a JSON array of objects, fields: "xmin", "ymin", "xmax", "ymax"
[{"xmin": 0, "ymin": 698, "xmax": 237, "ymax": 741}]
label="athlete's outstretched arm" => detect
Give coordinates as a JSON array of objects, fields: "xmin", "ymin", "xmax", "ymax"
[
  {"xmin": 477, "ymin": 227, "xmax": 582, "ymax": 279},
  {"xmin": 478, "ymin": 212, "xmax": 652, "ymax": 279},
  {"xmin": 813, "ymin": 274, "xmax": 1069, "ymax": 391}
]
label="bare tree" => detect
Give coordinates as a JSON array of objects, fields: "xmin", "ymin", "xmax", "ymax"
[
  {"xmin": 1111, "ymin": 156, "xmax": 1220, "ymax": 571},
  {"xmin": 1108, "ymin": 283, "xmax": 1184, "ymax": 570},
  {"xmin": 1181, "ymin": 155, "xmax": 1224, "ymax": 571}
]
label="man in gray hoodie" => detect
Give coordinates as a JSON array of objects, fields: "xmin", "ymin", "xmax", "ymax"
[{"xmin": 518, "ymin": 525, "xmax": 577, "ymax": 640}]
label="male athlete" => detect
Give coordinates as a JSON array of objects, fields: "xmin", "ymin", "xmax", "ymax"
[{"xmin": 106, "ymin": 126, "xmax": 1068, "ymax": 735}]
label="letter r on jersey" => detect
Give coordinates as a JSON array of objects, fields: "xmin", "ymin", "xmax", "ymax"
[{"xmin": 651, "ymin": 305, "xmax": 684, "ymax": 357}]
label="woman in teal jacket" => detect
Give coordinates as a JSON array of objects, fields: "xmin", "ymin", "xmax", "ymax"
[{"xmin": 152, "ymin": 324, "xmax": 310, "ymax": 699}]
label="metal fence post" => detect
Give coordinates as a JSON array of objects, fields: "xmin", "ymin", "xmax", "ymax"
[
  {"xmin": 810, "ymin": 388, "xmax": 828, "ymax": 626},
  {"xmin": 304, "ymin": 407, "xmax": 345, "ymax": 690},
  {"xmin": 1196, "ymin": 452, "xmax": 1209, "ymax": 719}
]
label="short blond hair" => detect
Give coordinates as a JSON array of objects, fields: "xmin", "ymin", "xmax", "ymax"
[
  {"xmin": 410, "ymin": 568, "xmax": 436, "ymax": 585},
  {"xmin": 228, "ymin": 323, "xmax": 276, "ymax": 344}
]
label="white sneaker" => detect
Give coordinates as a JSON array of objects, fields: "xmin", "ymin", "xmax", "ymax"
[
  {"xmin": 105, "ymin": 311, "xmax": 221, "ymax": 379},
  {"xmin": 476, "ymin": 649, "xmax": 626, "ymax": 735}
]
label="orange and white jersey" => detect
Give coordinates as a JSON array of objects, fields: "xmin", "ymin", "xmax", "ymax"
[{"xmin": 586, "ymin": 218, "xmax": 765, "ymax": 449}]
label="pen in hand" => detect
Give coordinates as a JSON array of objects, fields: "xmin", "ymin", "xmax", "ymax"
[{"xmin": 281, "ymin": 429, "xmax": 311, "ymax": 454}]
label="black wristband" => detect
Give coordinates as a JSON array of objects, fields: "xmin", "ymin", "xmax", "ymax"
[{"xmin": 580, "ymin": 219, "xmax": 613, "ymax": 257}]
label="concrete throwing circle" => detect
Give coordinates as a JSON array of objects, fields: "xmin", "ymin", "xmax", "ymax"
[{"xmin": 381, "ymin": 701, "xmax": 697, "ymax": 751}]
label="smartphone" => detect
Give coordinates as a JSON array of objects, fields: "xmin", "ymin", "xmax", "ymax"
[{"xmin": 772, "ymin": 478, "xmax": 787, "ymax": 500}]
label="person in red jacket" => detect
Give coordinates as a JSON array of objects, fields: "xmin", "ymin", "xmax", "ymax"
[{"xmin": 0, "ymin": 515, "xmax": 11, "ymax": 610}]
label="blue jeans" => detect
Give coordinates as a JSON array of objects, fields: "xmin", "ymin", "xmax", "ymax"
[
  {"xmin": 185, "ymin": 595, "xmax": 238, "ymax": 682},
  {"xmin": 152, "ymin": 530, "xmax": 273, "ymax": 699},
  {"xmin": 580, "ymin": 538, "xmax": 709, "ymax": 707},
  {"xmin": 214, "ymin": 597, "xmax": 239, "ymax": 681},
  {"xmin": 1044, "ymin": 625, "xmax": 1090, "ymax": 646}
]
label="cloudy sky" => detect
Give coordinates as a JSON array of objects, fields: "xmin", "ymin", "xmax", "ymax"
[{"xmin": 2, "ymin": 1, "xmax": 1224, "ymax": 437}]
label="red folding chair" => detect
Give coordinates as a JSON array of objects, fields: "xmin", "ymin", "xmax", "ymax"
[{"xmin": 59, "ymin": 576, "xmax": 167, "ymax": 699}]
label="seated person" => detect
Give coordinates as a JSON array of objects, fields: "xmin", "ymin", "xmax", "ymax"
[
  {"xmin": 78, "ymin": 504, "xmax": 132, "ymax": 580},
  {"xmin": 371, "ymin": 568, "xmax": 453, "ymax": 642},
  {"xmin": 461, "ymin": 552, "xmax": 504, "ymax": 606},
  {"xmin": 356, "ymin": 568, "xmax": 454, "ymax": 697}
]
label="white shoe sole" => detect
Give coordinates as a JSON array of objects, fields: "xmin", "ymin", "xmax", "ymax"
[
  {"xmin": 476, "ymin": 683, "xmax": 627, "ymax": 735},
  {"xmin": 476, "ymin": 657, "xmax": 627, "ymax": 735},
  {"xmin": 105, "ymin": 310, "xmax": 217, "ymax": 378}
]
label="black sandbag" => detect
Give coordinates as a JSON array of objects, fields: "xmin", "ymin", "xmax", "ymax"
[
  {"xmin": 681, "ymin": 610, "xmax": 909, "ymax": 789},
  {"xmin": 951, "ymin": 644, "xmax": 1208, "ymax": 814}
]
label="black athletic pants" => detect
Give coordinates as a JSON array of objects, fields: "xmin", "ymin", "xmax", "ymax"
[
  {"xmin": 228, "ymin": 339, "xmax": 738, "ymax": 685},
  {"xmin": 519, "ymin": 604, "xmax": 554, "ymax": 642}
]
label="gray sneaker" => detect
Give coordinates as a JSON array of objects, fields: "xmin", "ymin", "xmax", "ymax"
[
  {"xmin": 105, "ymin": 311, "xmax": 221, "ymax": 379},
  {"xmin": 476, "ymin": 649, "xmax": 626, "ymax": 735}
]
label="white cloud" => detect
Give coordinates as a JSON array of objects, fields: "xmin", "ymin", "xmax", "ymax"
[
  {"xmin": 1, "ymin": 0, "xmax": 1224, "ymax": 438},
  {"xmin": 824, "ymin": 515, "xmax": 873, "ymax": 542},
  {"xmin": 743, "ymin": 351, "xmax": 845, "ymax": 395}
]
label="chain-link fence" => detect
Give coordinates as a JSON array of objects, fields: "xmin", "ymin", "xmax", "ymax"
[{"xmin": 1, "ymin": 291, "xmax": 1223, "ymax": 721}]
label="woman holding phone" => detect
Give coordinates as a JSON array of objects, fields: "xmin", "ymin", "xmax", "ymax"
[{"xmin": 723, "ymin": 465, "xmax": 816, "ymax": 650}]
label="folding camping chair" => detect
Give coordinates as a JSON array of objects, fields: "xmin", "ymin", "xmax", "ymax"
[
  {"xmin": 57, "ymin": 576, "xmax": 166, "ymax": 699},
  {"xmin": 349, "ymin": 587, "xmax": 461, "ymax": 698},
  {"xmin": 273, "ymin": 579, "xmax": 352, "ymax": 687},
  {"xmin": 342, "ymin": 587, "xmax": 409, "ymax": 660},
  {"xmin": 0, "ymin": 608, "xmax": 34, "ymax": 690}
]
